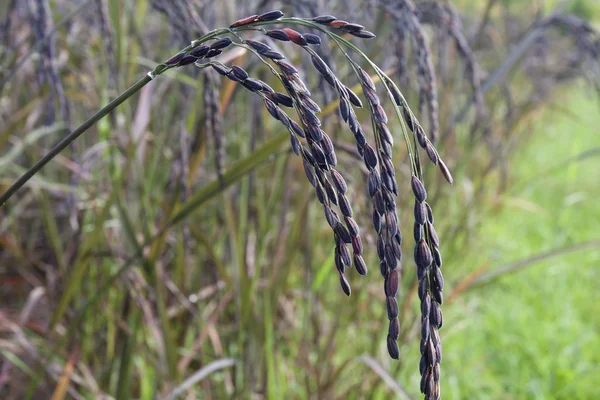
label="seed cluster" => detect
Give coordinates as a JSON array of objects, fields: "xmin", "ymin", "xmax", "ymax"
[{"xmin": 161, "ymin": 10, "xmax": 454, "ymax": 398}]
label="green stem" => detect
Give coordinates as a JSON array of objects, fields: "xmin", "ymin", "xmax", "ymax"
[{"xmin": 0, "ymin": 74, "xmax": 151, "ymax": 207}]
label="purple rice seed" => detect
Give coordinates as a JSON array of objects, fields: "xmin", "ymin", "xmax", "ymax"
[
  {"xmin": 350, "ymin": 30, "xmax": 376, "ymax": 39},
  {"xmin": 421, "ymin": 317, "xmax": 430, "ymax": 343},
  {"xmin": 262, "ymin": 50, "xmax": 285, "ymax": 60},
  {"xmin": 243, "ymin": 78, "xmax": 264, "ymax": 92},
  {"xmin": 231, "ymin": 65, "xmax": 249, "ymax": 81},
  {"xmin": 210, "ymin": 61, "xmax": 230, "ymax": 75},
  {"xmin": 387, "ymin": 335, "xmax": 400, "ymax": 359},
  {"xmin": 374, "ymin": 104, "xmax": 388, "ymax": 124},
  {"xmin": 426, "ymin": 143, "xmax": 438, "ymax": 165},
  {"xmin": 368, "ymin": 170, "xmax": 381, "ymax": 197},
  {"xmin": 210, "ymin": 37, "xmax": 232, "ymax": 50},
  {"xmin": 354, "ymin": 254, "xmax": 368, "ymax": 275},
  {"xmin": 386, "ymin": 296, "xmax": 399, "ymax": 319},
  {"xmin": 415, "ymin": 239, "xmax": 433, "ymax": 269},
  {"xmin": 374, "ymin": 190, "xmax": 385, "ymax": 215},
  {"xmin": 433, "ymin": 247, "xmax": 442, "ymax": 267},
  {"xmin": 372, "ymin": 209, "xmax": 382, "ymax": 233},
  {"xmin": 339, "ymin": 194, "xmax": 352, "ymax": 217},
  {"xmin": 271, "ymin": 92, "xmax": 294, "ymax": 107},
  {"xmin": 418, "ymin": 277, "xmax": 428, "ymax": 301},
  {"xmin": 377, "ymin": 123, "xmax": 393, "ymax": 146},
  {"xmin": 275, "ymin": 60, "xmax": 298, "ymax": 75},
  {"xmin": 384, "ymin": 269, "xmax": 399, "ymax": 297},
  {"xmin": 326, "ymin": 151, "xmax": 337, "ymax": 166},
  {"xmin": 334, "ymin": 248, "xmax": 344, "ymax": 274},
  {"xmin": 427, "ymin": 222, "xmax": 440, "ymax": 248},
  {"xmin": 315, "ymin": 185, "xmax": 326, "ymax": 204},
  {"xmin": 439, "ymin": 158, "xmax": 454, "ymax": 185},
  {"xmin": 411, "ymin": 175, "xmax": 428, "ymax": 203},
  {"xmin": 376, "ymin": 236, "xmax": 385, "ymax": 260},
  {"xmin": 345, "ymin": 216, "xmax": 359, "ymax": 236},
  {"xmin": 415, "ymin": 201, "xmax": 427, "ymax": 225},
  {"xmin": 340, "ymin": 23, "xmax": 365, "ymax": 32},
  {"xmin": 304, "ymin": 33, "xmax": 322, "ymax": 45},
  {"xmin": 205, "ymin": 48, "xmax": 222, "ymax": 58},
  {"xmin": 359, "ymin": 68, "xmax": 376, "ymax": 90},
  {"xmin": 311, "ymin": 54, "xmax": 329, "ymax": 77},
  {"xmin": 290, "ymin": 120, "xmax": 305, "ymax": 138},
  {"xmin": 289, "ymin": 133, "xmax": 301, "ymax": 155},
  {"xmin": 433, "ymin": 286, "xmax": 443, "ymax": 305},
  {"xmin": 386, "ymin": 211, "xmax": 398, "ymax": 237},
  {"xmin": 425, "ymin": 202, "xmax": 434, "ymax": 224},
  {"xmin": 179, "ymin": 54, "xmax": 198, "ymax": 66},
  {"xmin": 266, "ymin": 29, "xmax": 290, "ymax": 41},
  {"xmin": 385, "ymin": 243, "xmax": 397, "ymax": 270},
  {"xmin": 321, "ymin": 133, "xmax": 334, "ymax": 155},
  {"xmin": 421, "ymin": 292, "xmax": 431, "ymax": 318},
  {"xmin": 352, "ymin": 234, "xmax": 363, "ymax": 255},
  {"xmin": 339, "ymin": 242, "xmax": 352, "ymax": 266},
  {"xmin": 335, "ymin": 222, "xmax": 352, "ymax": 245},
  {"xmin": 339, "ymin": 98, "xmax": 350, "ymax": 122},
  {"xmin": 389, "ymin": 317, "xmax": 400, "ymax": 339},
  {"xmin": 324, "ymin": 180, "xmax": 338, "ymax": 205},
  {"xmin": 364, "ymin": 145, "xmax": 378, "ymax": 169},
  {"xmin": 258, "ymin": 10, "xmax": 284, "ymax": 21},
  {"xmin": 339, "ymin": 273, "xmax": 351, "ymax": 296},
  {"xmin": 324, "ymin": 205, "xmax": 336, "ymax": 228},
  {"xmin": 312, "ymin": 15, "xmax": 337, "ymax": 24},
  {"xmin": 190, "ymin": 45, "xmax": 209, "ymax": 58},
  {"xmin": 379, "ymin": 261, "xmax": 388, "ymax": 277},
  {"xmin": 364, "ymin": 87, "xmax": 380, "ymax": 106},
  {"xmin": 166, "ymin": 52, "xmax": 186, "ymax": 65},
  {"xmin": 346, "ymin": 87, "xmax": 363, "ymax": 108},
  {"xmin": 331, "ymin": 170, "xmax": 347, "ymax": 194},
  {"xmin": 245, "ymin": 39, "xmax": 271, "ymax": 53},
  {"xmin": 414, "ymin": 222, "xmax": 423, "ymax": 242}
]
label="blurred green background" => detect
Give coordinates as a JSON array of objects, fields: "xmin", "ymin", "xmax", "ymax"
[{"xmin": 0, "ymin": 0, "xmax": 598, "ymax": 399}]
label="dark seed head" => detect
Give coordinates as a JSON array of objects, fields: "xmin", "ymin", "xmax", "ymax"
[
  {"xmin": 339, "ymin": 273, "xmax": 351, "ymax": 296},
  {"xmin": 243, "ymin": 78, "xmax": 263, "ymax": 92},
  {"xmin": 414, "ymin": 222, "xmax": 423, "ymax": 242},
  {"xmin": 377, "ymin": 236, "xmax": 385, "ymax": 261},
  {"xmin": 354, "ymin": 254, "xmax": 368, "ymax": 275},
  {"xmin": 266, "ymin": 29, "xmax": 290, "ymax": 41},
  {"xmin": 389, "ymin": 317, "xmax": 400, "ymax": 339},
  {"xmin": 264, "ymin": 99, "xmax": 280, "ymax": 120},
  {"xmin": 385, "ymin": 243, "xmax": 397, "ymax": 270},
  {"xmin": 258, "ymin": 10, "xmax": 284, "ymax": 21},
  {"xmin": 377, "ymin": 123, "xmax": 393, "ymax": 146},
  {"xmin": 374, "ymin": 190, "xmax": 385, "ymax": 215},
  {"xmin": 387, "ymin": 335, "xmax": 400, "ymax": 359},
  {"xmin": 304, "ymin": 33, "xmax": 322, "ymax": 45},
  {"xmin": 290, "ymin": 120, "xmax": 305, "ymax": 138},
  {"xmin": 210, "ymin": 37, "xmax": 232, "ymax": 50},
  {"xmin": 421, "ymin": 292, "xmax": 431, "ymax": 318},
  {"xmin": 372, "ymin": 209, "xmax": 382, "ymax": 233},
  {"xmin": 312, "ymin": 15, "xmax": 337, "ymax": 24},
  {"xmin": 433, "ymin": 247, "xmax": 442, "ymax": 267},
  {"xmin": 379, "ymin": 261, "xmax": 388, "ymax": 277},
  {"xmin": 418, "ymin": 277, "xmax": 427, "ymax": 301},
  {"xmin": 321, "ymin": 133, "xmax": 334, "ymax": 155},
  {"xmin": 415, "ymin": 239, "xmax": 433, "ymax": 269},
  {"xmin": 340, "ymin": 23, "xmax": 365, "ymax": 32},
  {"xmin": 179, "ymin": 54, "xmax": 198, "ymax": 66},
  {"xmin": 338, "ymin": 194, "xmax": 353, "ymax": 217},
  {"xmin": 345, "ymin": 216, "xmax": 359, "ymax": 236},
  {"xmin": 346, "ymin": 87, "xmax": 363, "ymax": 108},
  {"xmin": 339, "ymin": 98, "xmax": 350, "ymax": 122},
  {"xmin": 331, "ymin": 170, "xmax": 347, "ymax": 194},
  {"xmin": 350, "ymin": 30, "xmax": 376, "ymax": 39},
  {"xmin": 275, "ymin": 60, "xmax": 298, "ymax": 75},
  {"xmin": 411, "ymin": 175, "xmax": 427, "ymax": 203},
  {"xmin": 352, "ymin": 234, "xmax": 363, "ymax": 255},
  {"xmin": 262, "ymin": 50, "xmax": 285, "ymax": 60},
  {"xmin": 271, "ymin": 92, "xmax": 294, "ymax": 107},
  {"xmin": 386, "ymin": 210, "xmax": 398, "ymax": 237},
  {"xmin": 386, "ymin": 296, "xmax": 399, "ymax": 319},
  {"xmin": 414, "ymin": 201, "xmax": 427, "ymax": 225},
  {"xmin": 339, "ymin": 242, "xmax": 352, "ymax": 266},
  {"xmin": 425, "ymin": 202, "xmax": 434, "ymax": 224},
  {"xmin": 439, "ymin": 158, "xmax": 454, "ymax": 185},
  {"xmin": 231, "ymin": 65, "xmax": 249, "ymax": 81},
  {"xmin": 427, "ymin": 222, "xmax": 440, "ymax": 248},
  {"xmin": 385, "ymin": 269, "xmax": 399, "ymax": 297},
  {"xmin": 364, "ymin": 145, "xmax": 378, "ymax": 170},
  {"xmin": 359, "ymin": 68, "xmax": 376, "ymax": 90},
  {"xmin": 190, "ymin": 45, "xmax": 209, "ymax": 58},
  {"xmin": 166, "ymin": 52, "xmax": 186, "ymax": 65},
  {"xmin": 210, "ymin": 61, "xmax": 230, "ymax": 75},
  {"xmin": 335, "ymin": 222, "xmax": 352, "ymax": 244},
  {"xmin": 374, "ymin": 104, "xmax": 388, "ymax": 124},
  {"xmin": 426, "ymin": 143, "xmax": 438, "ymax": 165},
  {"xmin": 205, "ymin": 49, "xmax": 222, "ymax": 58},
  {"xmin": 311, "ymin": 54, "xmax": 329, "ymax": 76},
  {"xmin": 368, "ymin": 170, "xmax": 380, "ymax": 197},
  {"xmin": 245, "ymin": 39, "xmax": 271, "ymax": 53}
]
